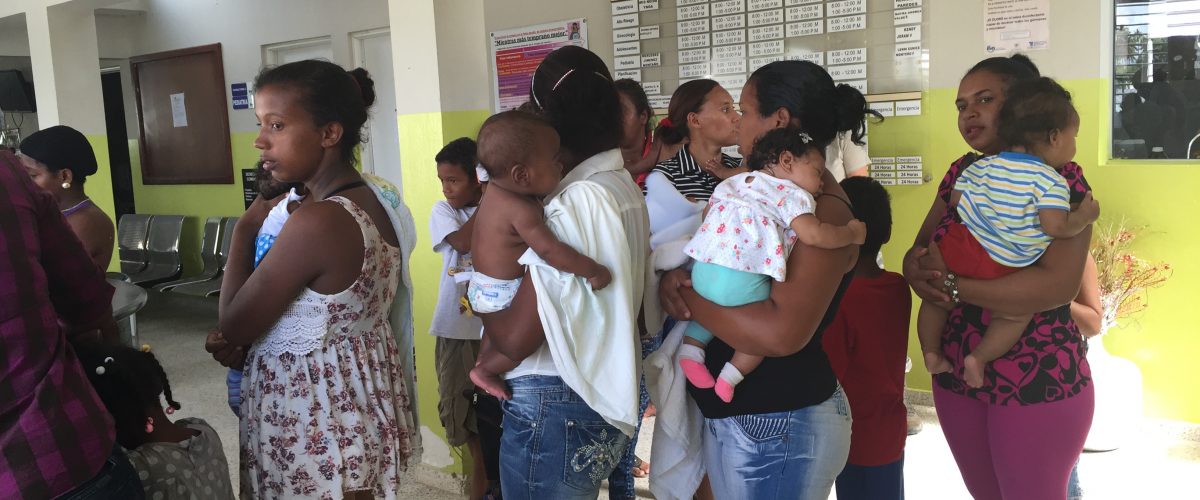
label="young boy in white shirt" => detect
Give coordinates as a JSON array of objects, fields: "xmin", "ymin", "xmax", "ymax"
[{"xmin": 429, "ymin": 137, "xmax": 493, "ymax": 499}]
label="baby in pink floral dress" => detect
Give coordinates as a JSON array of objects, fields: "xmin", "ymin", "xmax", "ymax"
[{"xmin": 680, "ymin": 128, "xmax": 866, "ymax": 402}]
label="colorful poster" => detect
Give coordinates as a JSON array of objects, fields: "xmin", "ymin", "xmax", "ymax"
[{"xmin": 491, "ymin": 19, "xmax": 588, "ymax": 112}]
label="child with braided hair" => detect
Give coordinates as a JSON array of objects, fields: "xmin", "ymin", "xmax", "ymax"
[{"xmin": 76, "ymin": 341, "xmax": 235, "ymax": 500}]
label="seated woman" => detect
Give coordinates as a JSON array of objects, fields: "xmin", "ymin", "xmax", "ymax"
[{"xmin": 19, "ymin": 125, "xmax": 115, "ymax": 271}]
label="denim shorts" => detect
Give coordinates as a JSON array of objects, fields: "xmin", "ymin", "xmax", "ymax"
[
  {"xmin": 500, "ymin": 375, "xmax": 630, "ymax": 500},
  {"xmin": 704, "ymin": 386, "xmax": 853, "ymax": 500}
]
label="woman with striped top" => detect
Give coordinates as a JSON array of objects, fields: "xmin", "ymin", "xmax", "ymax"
[{"xmin": 647, "ymin": 79, "xmax": 743, "ymax": 203}]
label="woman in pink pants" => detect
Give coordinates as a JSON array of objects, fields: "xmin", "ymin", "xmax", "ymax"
[{"xmin": 902, "ymin": 54, "xmax": 1096, "ymax": 500}]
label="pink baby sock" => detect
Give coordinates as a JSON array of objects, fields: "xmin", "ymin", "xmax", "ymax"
[
  {"xmin": 714, "ymin": 362, "xmax": 745, "ymax": 403},
  {"xmin": 678, "ymin": 343, "xmax": 715, "ymax": 389}
]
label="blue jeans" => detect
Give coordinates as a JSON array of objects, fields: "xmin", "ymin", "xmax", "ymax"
[
  {"xmin": 1068, "ymin": 458, "xmax": 1082, "ymax": 500},
  {"xmin": 703, "ymin": 386, "xmax": 852, "ymax": 500},
  {"xmin": 59, "ymin": 445, "xmax": 144, "ymax": 499},
  {"xmin": 500, "ymin": 375, "xmax": 630, "ymax": 500},
  {"xmin": 834, "ymin": 454, "xmax": 905, "ymax": 500},
  {"xmin": 609, "ymin": 326, "xmax": 667, "ymax": 499}
]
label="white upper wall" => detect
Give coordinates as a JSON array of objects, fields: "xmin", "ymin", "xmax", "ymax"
[
  {"xmin": 926, "ymin": 0, "xmax": 1109, "ymax": 89},
  {"xmin": 126, "ymin": 0, "xmax": 390, "ymax": 133},
  {"xmin": 434, "ymin": 0, "xmax": 489, "ymax": 112}
]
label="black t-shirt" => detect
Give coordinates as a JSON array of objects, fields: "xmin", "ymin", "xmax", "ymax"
[{"xmin": 689, "ymin": 272, "xmax": 854, "ymax": 418}]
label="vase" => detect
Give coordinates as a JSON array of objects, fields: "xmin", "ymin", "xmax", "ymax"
[{"xmin": 1083, "ymin": 333, "xmax": 1144, "ymax": 452}]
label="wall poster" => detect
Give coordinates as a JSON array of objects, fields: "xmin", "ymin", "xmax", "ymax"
[
  {"xmin": 984, "ymin": 0, "xmax": 1050, "ymax": 53},
  {"xmin": 491, "ymin": 18, "xmax": 588, "ymax": 112}
]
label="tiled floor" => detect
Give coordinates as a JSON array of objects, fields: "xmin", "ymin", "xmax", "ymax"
[{"xmin": 139, "ymin": 291, "xmax": 1198, "ymax": 499}]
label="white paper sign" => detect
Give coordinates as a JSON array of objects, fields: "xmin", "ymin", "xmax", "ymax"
[
  {"xmin": 615, "ymin": 55, "xmax": 640, "ymax": 70},
  {"xmin": 680, "ymin": 48, "xmax": 711, "ymax": 64},
  {"xmin": 714, "ymin": 59, "xmax": 747, "ymax": 75},
  {"xmin": 789, "ymin": 51, "xmax": 824, "ymax": 65},
  {"xmin": 639, "ymin": 25, "xmax": 661, "ymax": 39},
  {"xmin": 713, "ymin": 14, "xmax": 747, "ymax": 31},
  {"xmin": 894, "ymin": 7, "xmax": 922, "ymax": 25},
  {"xmin": 641, "ymin": 53, "xmax": 662, "ymax": 67},
  {"xmin": 895, "ymin": 25, "xmax": 922, "ymax": 43},
  {"xmin": 787, "ymin": 20, "xmax": 824, "ymax": 37},
  {"xmin": 878, "ymin": 178, "xmax": 899, "ymax": 186},
  {"xmin": 984, "ymin": 0, "xmax": 1050, "ymax": 53},
  {"xmin": 677, "ymin": 0, "xmax": 707, "ymax": 5},
  {"xmin": 895, "ymin": 0, "xmax": 922, "ymax": 9},
  {"xmin": 897, "ymin": 170, "xmax": 923, "ymax": 179},
  {"xmin": 897, "ymin": 162, "xmax": 923, "ymax": 171},
  {"xmin": 749, "ymin": 8, "xmax": 784, "ymax": 26},
  {"xmin": 677, "ymin": 3, "xmax": 710, "ymax": 20},
  {"xmin": 714, "ymin": 45, "xmax": 747, "ymax": 61},
  {"xmin": 613, "ymin": 41, "xmax": 641, "ymax": 57},
  {"xmin": 615, "ymin": 69, "xmax": 642, "ymax": 81},
  {"xmin": 841, "ymin": 79, "xmax": 868, "ymax": 94},
  {"xmin": 787, "ymin": 0, "xmax": 822, "ymax": 4},
  {"xmin": 649, "ymin": 95, "xmax": 671, "ymax": 109},
  {"xmin": 749, "ymin": 0, "xmax": 783, "ymax": 11},
  {"xmin": 897, "ymin": 156, "xmax": 922, "ymax": 163},
  {"xmin": 827, "ymin": 0, "xmax": 866, "ymax": 17},
  {"xmin": 828, "ymin": 63, "xmax": 866, "ymax": 81},
  {"xmin": 828, "ymin": 48, "xmax": 866, "ymax": 65},
  {"xmin": 713, "ymin": 29, "xmax": 747, "ymax": 46},
  {"xmin": 785, "ymin": 3, "xmax": 823, "ymax": 21},
  {"xmin": 870, "ymin": 101, "xmax": 895, "ymax": 117},
  {"xmin": 170, "ymin": 93, "xmax": 188, "ymax": 128},
  {"xmin": 613, "ymin": 14, "xmax": 639, "ymax": 28},
  {"xmin": 678, "ymin": 19, "xmax": 710, "ymax": 35},
  {"xmin": 749, "ymin": 24, "xmax": 785, "ymax": 41},
  {"xmin": 894, "ymin": 42, "xmax": 922, "ymax": 58},
  {"xmin": 713, "ymin": 0, "xmax": 747, "ymax": 15},
  {"xmin": 643, "ymin": 81, "xmax": 662, "ymax": 94},
  {"xmin": 614, "ymin": 27, "xmax": 640, "ymax": 43},
  {"xmin": 679, "ymin": 34, "xmax": 711, "ymax": 49},
  {"xmin": 871, "ymin": 156, "xmax": 897, "ymax": 164},
  {"xmin": 750, "ymin": 55, "xmax": 788, "ymax": 68},
  {"xmin": 828, "ymin": 14, "xmax": 866, "ymax": 32},
  {"xmin": 871, "ymin": 170, "xmax": 898, "ymax": 178},
  {"xmin": 715, "ymin": 74, "xmax": 748, "ymax": 88},
  {"xmin": 898, "ymin": 178, "xmax": 924, "ymax": 185},
  {"xmin": 749, "ymin": 40, "xmax": 785, "ymax": 57},
  {"xmin": 639, "ymin": 0, "xmax": 659, "ymax": 11},
  {"xmin": 612, "ymin": 0, "xmax": 637, "ymax": 16},
  {"xmin": 680, "ymin": 62, "xmax": 710, "ymax": 79},
  {"xmin": 895, "ymin": 99, "xmax": 922, "ymax": 116}
]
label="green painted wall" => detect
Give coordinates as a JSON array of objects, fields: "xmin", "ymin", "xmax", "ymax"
[
  {"xmin": 128, "ymin": 135, "xmax": 256, "ymax": 277},
  {"xmin": 398, "ymin": 109, "xmax": 490, "ymax": 476},
  {"xmin": 869, "ymin": 78, "xmax": 1199, "ymax": 423}
]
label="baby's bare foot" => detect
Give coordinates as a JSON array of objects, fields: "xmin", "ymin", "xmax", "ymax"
[
  {"xmin": 469, "ymin": 366, "xmax": 512, "ymax": 400},
  {"xmin": 923, "ymin": 351, "xmax": 952, "ymax": 375},
  {"xmin": 963, "ymin": 354, "xmax": 987, "ymax": 388}
]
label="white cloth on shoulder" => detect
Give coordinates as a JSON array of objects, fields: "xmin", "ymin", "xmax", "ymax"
[{"xmin": 644, "ymin": 171, "xmax": 706, "ymax": 251}]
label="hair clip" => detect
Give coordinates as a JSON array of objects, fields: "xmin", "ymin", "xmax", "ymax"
[
  {"xmin": 551, "ymin": 69, "xmax": 576, "ymax": 91},
  {"xmin": 141, "ymin": 344, "xmax": 151, "ymax": 352},
  {"xmin": 475, "ymin": 164, "xmax": 490, "ymax": 183},
  {"xmin": 659, "ymin": 117, "xmax": 674, "ymax": 128},
  {"xmin": 165, "ymin": 406, "xmax": 176, "ymax": 415},
  {"xmin": 798, "ymin": 132, "xmax": 812, "ymax": 144},
  {"xmin": 94, "ymin": 356, "xmax": 115, "ymax": 375}
]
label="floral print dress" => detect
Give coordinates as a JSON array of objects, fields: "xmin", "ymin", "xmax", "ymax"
[{"xmin": 240, "ymin": 197, "xmax": 415, "ymax": 499}]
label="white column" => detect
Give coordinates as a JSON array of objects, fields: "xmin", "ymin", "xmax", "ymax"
[{"xmin": 25, "ymin": 2, "xmax": 106, "ymax": 135}]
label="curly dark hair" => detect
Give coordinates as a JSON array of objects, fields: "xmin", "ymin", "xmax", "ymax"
[
  {"xmin": 529, "ymin": 46, "xmax": 622, "ymax": 162},
  {"xmin": 997, "ymin": 77, "xmax": 1076, "ymax": 151},
  {"xmin": 745, "ymin": 127, "xmax": 824, "ymax": 172},
  {"xmin": 840, "ymin": 176, "xmax": 892, "ymax": 257},
  {"xmin": 75, "ymin": 340, "xmax": 182, "ymax": 449},
  {"xmin": 435, "ymin": 137, "xmax": 479, "ymax": 182}
]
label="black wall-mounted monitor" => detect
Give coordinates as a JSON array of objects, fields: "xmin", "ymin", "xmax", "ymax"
[{"xmin": 0, "ymin": 70, "xmax": 36, "ymax": 113}]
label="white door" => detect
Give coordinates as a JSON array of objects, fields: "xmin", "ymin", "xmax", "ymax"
[
  {"xmin": 262, "ymin": 36, "xmax": 334, "ymax": 66},
  {"xmin": 353, "ymin": 29, "xmax": 401, "ymax": 186}
]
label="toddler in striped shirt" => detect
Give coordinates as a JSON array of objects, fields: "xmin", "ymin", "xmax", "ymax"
[{"xmin": 917, "ymin": 77, "xmax": 1100, "ymax": 388}]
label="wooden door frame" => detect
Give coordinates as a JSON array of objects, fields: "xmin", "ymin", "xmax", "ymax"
[{"xmin": 130, "ymin": 43, "xmax": 233, "ymax": 184}]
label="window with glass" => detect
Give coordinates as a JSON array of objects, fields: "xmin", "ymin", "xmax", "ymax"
[{"xmin": 1113, "ymin": 0, "xmax": 1200, "ymax": 160}]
